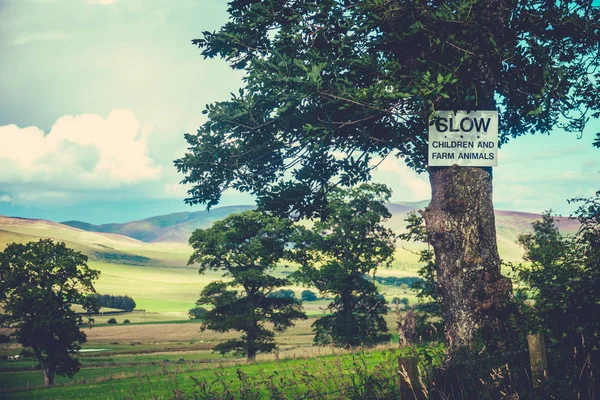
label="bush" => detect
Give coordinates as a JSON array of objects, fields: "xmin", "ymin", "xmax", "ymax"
[
  {"xmin": 123, "ymin": 319, "xmax": 130, "ymax": 324},
  {"xmin": 513, "ymin": 201, "xmax": 600, "ymax": 397},
  {"xmin": 107, "ymin": 318, "xmax": 117, "ymax": 324},
  {"xmin": 267, "ymin": 289, "xmax": 296, "ymax": 299},
  {"xmin": 301, "ymin": 290, "xmax": 318, "ymax": 302},
  {"xmin": 188, "ymin": 306, "xmax": 207, "ymax": 320}
]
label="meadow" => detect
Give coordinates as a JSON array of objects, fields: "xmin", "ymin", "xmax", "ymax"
[
  {"xmin": 0, "ymin": 210, "xmax": 544, "ymax": 399},
  {"xmin": 0, "ymin": 311, "xmax": 423, "ymax": 399}
]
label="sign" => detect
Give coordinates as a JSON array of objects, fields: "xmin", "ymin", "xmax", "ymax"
[{"xmin": 428, "ymin": 110, "xmax": 498, "ymax": 167}]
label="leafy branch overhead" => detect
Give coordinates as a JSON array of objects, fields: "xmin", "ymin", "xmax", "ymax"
[{"xmin": 175, "ymin": 0, "xmax": 600, "ymax": 215}]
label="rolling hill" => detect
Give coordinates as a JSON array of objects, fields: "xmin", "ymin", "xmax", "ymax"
[
  {"xmin": 62, "ymin": 205, "xmax": 255, "ymax": 243},
  {"xmin": 0, "ymin": 205, "xmax": 582, "ymax": 315},
  {"xmin": 58, "ymin": 203, "xmax": 580, "ymax": 263},
  {"xmin": 0, "ymin": 216, "xmax": 192, "ymax": 267}
]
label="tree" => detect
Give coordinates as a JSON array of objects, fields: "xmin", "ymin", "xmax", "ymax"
[
  {"xmin": 300, "ymin": 290, "xmax": 318, "ymax": 302},
  {"xmin": 0, "ymin": 239, "xmax": 99, "ymax": 387},
  {"xmin": 293, "ymin": 184, "xmax": 395, "ymax": 347},
  {"xmin": 188, "ymin": 210, "xmax": 307, "ymax": 361},
  {"xmin": 513, "ymin": 196, "xmax": 600, "ymax": 397},
  {"xmin": 175, "ymin": 0, "xmax": 600, "ymax": 366}
]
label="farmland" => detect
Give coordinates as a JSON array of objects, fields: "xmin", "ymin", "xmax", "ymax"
[{"xmin": 0, "ymin": 206, "xmax": 577, "ymax": 398}]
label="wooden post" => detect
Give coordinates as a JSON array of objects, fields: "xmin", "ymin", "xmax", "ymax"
[
  {"xmin": 398, "ymin": 356, "xmax": 426, "ymax": 400},
  {"xmin": 527, "ymin": 333, "xmax": 548, "ymax": 391}
]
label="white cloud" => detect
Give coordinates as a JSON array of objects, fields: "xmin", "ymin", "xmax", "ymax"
[
  {"xmin": 87, "ymin": 0, "xmax": 119, "ymax": 4},
  {"xmin": 0, "ymin": 195, "xmax": 11, "ymax": 203},
  {"xmin": 9, "ymin": 32, "xmax": 71, "ymax": 46},
  {"xmin": 0, "ymin": 110, "xmax": 161, "ymax": 195},
  {"xmin": 370, "ymin": 157, "xmax": 430, "ymax": 202}
]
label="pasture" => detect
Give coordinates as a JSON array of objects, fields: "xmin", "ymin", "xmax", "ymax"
[
  {"xmin": 0, "ymin": 312, "xmax": 419, "ymax": 399},
  {"xmin": 0, "ymin": 215, "xmax": 426, "ymax": 399}
]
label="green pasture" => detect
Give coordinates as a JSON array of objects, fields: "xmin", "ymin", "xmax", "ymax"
[{"xmin": 1, "ymin": 346, "xmax": 403, "ymax": 399}]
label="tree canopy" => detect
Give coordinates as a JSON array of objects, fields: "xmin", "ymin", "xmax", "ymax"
[
  {"xmin": 0, "ymin": 239, "xmax": 99, "ymax": 387},
  {"xmin": 175, "ymin": 0, "xmax": 600, "ymax": 215},
  {"xmin": 175, "ymin": 0, "xmax": 600, "ymax": 384},
  {"xmin": 188, "ymin": 210, "xmax": 306, "ymax": 361}
]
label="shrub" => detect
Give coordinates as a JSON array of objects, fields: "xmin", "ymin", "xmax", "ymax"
[
  {"xmin": 301, "ymin": 290, "xmax": 318, "ymax": 302},
  {"xmin": 267, "ymin": 289, "xmax": 296, "ymax": 299},
  {"xmin": 123, "ymin": 319, "xmax": 130, "ymax": 324},
  {"xmin": 188, "ymin": 306, "xmax": 207, "ymax": 320},
  {"xmin": 107, "ymin": 318, "xmax": 117, "ymax": 324}
]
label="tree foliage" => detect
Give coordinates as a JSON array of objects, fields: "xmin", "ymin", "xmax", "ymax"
[
  {"xmin": 175, "ymin": 0, "xmax": 600, "ymax": 215},
  {"xmin": 88, "ymin": 294, "xmax": 136, "ymax": 312},
  {"xmin": 399, "ymin": 212, "xmax": 441, "ymax": 306},
  {"xmin": 189, "ymin": 210, "xmax": 307, "ymax": 361},
  {"xmin": 267, "ymin": 289, "xmax": 296, "ymax": 299},
  {"xmin": 188, "ymin": 306, "xmax": 208, "ymax": 320},
  {"xmin": 0, "ymin": 239, "xmax": 99, "ymax": 386},
  {"xmin": 513, "ymin": 194, "xmax": 600, "ymax": 396},
  {"xmin": 300, "ymin": 290, "xmax": 318, "ymax": 302},
  {"xmin": 293, "ymin": 183, "xmax": 395, "ymax": 347}
]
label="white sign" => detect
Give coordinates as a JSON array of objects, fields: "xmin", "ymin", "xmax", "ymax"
[{"xmin": 428, "ymin": 110, "xmax": 498, "ymax": 167}]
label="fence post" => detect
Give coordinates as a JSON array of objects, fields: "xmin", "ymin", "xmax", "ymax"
[
  {"xmin": 527, "ymin": 332, "xmax": 548, "ymax": 391},
  {"xmin": 398, "ymin": 356, "xmax": 425, "ymax": 400}
]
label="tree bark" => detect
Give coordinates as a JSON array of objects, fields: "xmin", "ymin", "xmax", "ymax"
[
  {"xmin": 423, "ymin": 166, "xmax": 512, "ymax": 354},
  {"xmin": 42, "ymin": 366, "xmax": 55, "ymax": 387}
]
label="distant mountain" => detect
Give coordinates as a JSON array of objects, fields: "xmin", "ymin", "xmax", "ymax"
[
  {"xmin": 0, "ymin": 216, "xmax": 192, "ymax": 267},
  {"xmin": 62, "ymin": 205, "xmax": 256, "ymax": 243},
  {"xmin": 60, "ymin": 203, "xmax": 581, "ymax": 263}
]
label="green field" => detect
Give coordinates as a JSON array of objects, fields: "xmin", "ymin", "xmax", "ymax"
[
  {"xmin": 1, "ymin": 345, "xmax": 416, "ymax": 400},
  {"xmin": 0, "ymin": 311, "xmax": 426, "ymax": 399},
  {"xmin": 0, "ymin": 212, "xmax": 538, "ymax": 399}
]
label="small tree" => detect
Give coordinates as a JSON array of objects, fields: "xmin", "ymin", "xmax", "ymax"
[
  {"xmin": 0, "ymin": 239, "xmax": 99, "ymax": 387},
  {"xmin": 293, "ymin": 184, "xmax": 395, "ymax": 347},
  {"xmin": 300, "ymin": 290, "xmax": 317, "ymax": 302},
  {"xmin": 189, "ymin": 210, "xmax": 307, "ymax": 361}
]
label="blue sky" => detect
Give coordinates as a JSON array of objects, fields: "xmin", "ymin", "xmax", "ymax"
[{"xmin": 0, "ymin": 0, "xmax": 598, "ymax": 224}]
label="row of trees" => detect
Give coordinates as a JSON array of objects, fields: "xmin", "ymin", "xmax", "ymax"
[
  {"xmin": 87, "ymin": 294, "xmax": 136, "ymax": 312},
  {"xmin": 188, "ymin": 183, "xmax": 395, "ymax": 360}
]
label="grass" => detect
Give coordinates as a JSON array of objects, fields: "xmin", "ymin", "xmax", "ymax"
[{"xmin": 1, "ymin": 346, "xmax": 411, "ymax": 399}]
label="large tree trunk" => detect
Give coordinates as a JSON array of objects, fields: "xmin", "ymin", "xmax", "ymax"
[
  {"xmin": 42, "ymin": 366, "xmax": 55, "ymax": 387},
  {"xmin": 423, "ymin": 166, "xmax": 512, "ymax": 353}
]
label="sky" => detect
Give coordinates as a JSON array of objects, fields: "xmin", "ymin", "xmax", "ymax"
[{"xmin": 0, "ymin": 0, "xmax": 598, "ymax": 224}]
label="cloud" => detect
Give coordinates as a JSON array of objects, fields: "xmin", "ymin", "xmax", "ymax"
[
  {"xmin": 9, "ymin": 32, "xmax": 71, "ymax": 46},
  {"xmin": 0, "ymin": 110, "xmax": 161, "ymax": 200},
  {"xmin": 370, "ymin": 157, "xmax": 430, "ymax": 202},
  {"xmin": 87, "ymin": 0, "xmax": 119, "ymax": 4},
  {"xmin": 0, "ymin": 195, "xmax": 11, "ymax": 203}
]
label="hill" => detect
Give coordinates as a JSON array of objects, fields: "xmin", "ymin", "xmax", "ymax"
[
  {"xmin": 0, "ymin": 216, "xmax": 191, "ymax": 267},
  {"xmin": 60, "ymin": 203, "xmax": 580, "ymax": 263},
  {"xmin": 62, "ymin": 205, "xmax": 255, "ymax": 243}
]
